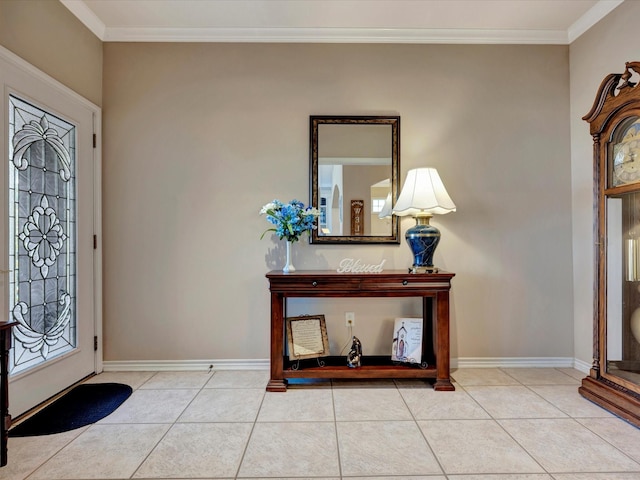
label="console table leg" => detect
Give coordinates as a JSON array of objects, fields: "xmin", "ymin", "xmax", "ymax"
[
  {"xmin": 269, "ymin": 292, "xmax": 287, "ymax": 392},
  {"xmin": 433, "ymin": 379, "xmax": 455, "ymax": 391},
  {"xmin": 266, "ymin": 379, "xmax": 288, "ymax": 392},
  {"xmin": 434, "ymin": 290, "xmax": 454, "ymax": 391}
]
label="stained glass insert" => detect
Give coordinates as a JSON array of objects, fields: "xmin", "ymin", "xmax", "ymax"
[{"xmin": 8, "ymin": 95, "xmax": 77, "ymax": 375}]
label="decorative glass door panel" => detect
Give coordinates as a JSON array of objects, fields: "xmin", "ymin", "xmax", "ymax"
[{"xmin": 8, "ymin": 95, "xmax": 77, "ymax": 375}]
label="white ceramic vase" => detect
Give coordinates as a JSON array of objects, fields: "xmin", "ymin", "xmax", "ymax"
[{"xmin": 283, "ymin": 241, "xmax": 295, "ymax": 273}]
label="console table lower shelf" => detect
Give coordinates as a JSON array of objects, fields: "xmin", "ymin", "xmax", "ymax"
[
  {"xmin": 266, "ymin": 355, "xmax": 448, "ymax": 391},
  {"xmin": 266, "ymin": 270, "xmax": 456, "ymax": 392}
]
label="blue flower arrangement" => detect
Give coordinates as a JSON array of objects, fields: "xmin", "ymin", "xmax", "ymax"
[{"xmin": 260, "ymin": 199, "xmax": 320, "ymax": 242}]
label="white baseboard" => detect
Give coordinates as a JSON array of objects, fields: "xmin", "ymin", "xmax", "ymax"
[
  {"xmin": 103, "ymin": 357, "xmax": 585, "ymax": 372},
  {"xmin": 572, "ymin": 357, "xmax": 592, "ymax": 373},
  {"xmin": 102, "ymin": 359, "xmax": 270, "ymax": 372},
  {"xmin": 453, "ymin": 357, "xmax": 575, "ymax": 369}
]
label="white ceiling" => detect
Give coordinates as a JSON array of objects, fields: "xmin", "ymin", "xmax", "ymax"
[{"xmin": 60, "ymin": 0, "xmax": 624, "ymax": 44}]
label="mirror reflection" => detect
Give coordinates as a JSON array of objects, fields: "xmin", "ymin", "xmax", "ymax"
[{"xmin": 310, "ymin": 116, "xmax": 400, "ymax": 244}]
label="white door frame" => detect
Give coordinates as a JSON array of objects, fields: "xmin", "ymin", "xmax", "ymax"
[{"xmin": 0, "ymin": 45, "xmax": 103, "ymax": 400}]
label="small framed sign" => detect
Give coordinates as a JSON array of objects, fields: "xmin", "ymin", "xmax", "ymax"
[
  {"xmin": 350, "ymin": 199, "xmax": 364, "ymax": 236},
  {"xmin": 286, "ymin": 315, "xmax": 330, "ymax": 361},
  {"xmin": 391, "ymin": 317, "xmax": 423, "ymax": 364}
]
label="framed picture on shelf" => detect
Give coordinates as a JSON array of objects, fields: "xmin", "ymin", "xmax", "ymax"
[
  {"xmin": 286, "ymin": 315, "xmax": 330, "ymax": 361},
  {"xmin": 391, "ymin": 317, "xmax": 422, "ymax": 364}
]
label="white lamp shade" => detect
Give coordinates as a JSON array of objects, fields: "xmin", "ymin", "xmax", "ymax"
[
  {"xmin": 378, "ymin": 192, "xmax": 393, "ymax": 219},
  {"xmin": 392, "ymin": 167, "xmax": 456, "ymax": 217}
]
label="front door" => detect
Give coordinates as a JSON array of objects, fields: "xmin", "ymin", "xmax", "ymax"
[{"xmin": 0, "ymin": 48, "xmax": 100, "ymax": 416}]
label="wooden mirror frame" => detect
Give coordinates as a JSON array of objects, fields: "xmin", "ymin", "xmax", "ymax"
[{"xmin": 309, "ymin": 115, "xmax": 400, "ymax": 244}]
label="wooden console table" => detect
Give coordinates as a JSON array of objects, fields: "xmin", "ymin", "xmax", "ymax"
[{"xmin": 266, "ymin": 270, "xmax": 455, "ymax": 391}]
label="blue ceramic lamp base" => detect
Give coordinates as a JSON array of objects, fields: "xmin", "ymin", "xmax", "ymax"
[{"xmin": 405, "ymin": 214, "xmax": 441, "ymax": 274}]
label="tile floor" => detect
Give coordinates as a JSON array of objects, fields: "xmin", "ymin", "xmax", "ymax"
[{"xmin": 2, "ymin": 367, "xmax": 640, "ymax": 480}]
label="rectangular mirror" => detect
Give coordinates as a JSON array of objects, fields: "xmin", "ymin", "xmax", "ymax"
[{"xmin": 310, "ymin": 115, "xmax": 400, "ymax": 244}]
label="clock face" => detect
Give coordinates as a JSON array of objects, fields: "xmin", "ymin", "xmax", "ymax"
[
  {"xmin": 612, "ymin": 121, "xmax": 640, "ymax": 186},
  {"xmin": 614, "ymin": 147, "xmax": 640, "ymax": 184}
]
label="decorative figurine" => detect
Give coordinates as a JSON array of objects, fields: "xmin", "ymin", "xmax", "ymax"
[{"xmin": 347, "ymin": 336, "xmax": 362, "ymax": 368}]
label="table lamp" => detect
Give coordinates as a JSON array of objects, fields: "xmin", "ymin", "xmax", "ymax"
[{"xmin": 392, "ymin": 167, "xmax": 456, "ymax": 273}]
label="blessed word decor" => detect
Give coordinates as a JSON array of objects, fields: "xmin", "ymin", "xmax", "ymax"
[{"xmin": 337, "ymin": 258, "xmax": 386, "ymax": 273}]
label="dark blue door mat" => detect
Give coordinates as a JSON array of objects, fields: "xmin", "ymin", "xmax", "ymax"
[{"xmin": 9, "ymin": 383, "xmax": 133, "ymax": 437}]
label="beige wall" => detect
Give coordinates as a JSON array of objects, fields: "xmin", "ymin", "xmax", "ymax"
[
  {"xmin": 102, "ymin": 42, "xmax": 573, "ymax": 361},
  {"xmin": 570, "ymin": 0, "xmax": 638, "ymax": 366},
  {"xmin": 1, "ymin": 0, "xmax": 638, "ymax": 366},
  {"xmin": 0, "ymin": 0, "xmax": 102, "ymax": 107}
]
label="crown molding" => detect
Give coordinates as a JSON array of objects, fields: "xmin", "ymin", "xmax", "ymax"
[
  {"xmin": 567, "ymin": 0, "xmax": 624, "ymax": 43},
  {"xmin": 59, "ymin": 0, "xmax": 106, "ymax": 40},
  {"xmin": 102, "ymin": 26, "xmax": 570, "ymax": 44},
  {"xmin": 61, "ymin": 0, "xmax": 624, "ymax": 45}
]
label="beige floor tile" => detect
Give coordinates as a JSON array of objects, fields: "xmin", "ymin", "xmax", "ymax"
[
  {"xmin": 451, "ymin": 368, "xmax": 521, "ymax": 386},
  {"xmin": 12, "ymin": 368, "xmax": 638, "ymax": 480},
  {"xmin": 337, "ymin": 421, "xmax": 442, "ymax": 476},
  {"xmin": 501, "ymin": 368, "xmax": 580, "ymax": 385},
  {"xmin": 419, "ymin": 419, "xmax": 544, "ymax": 474},
  {"xmin": 499, "ymin": 418, "xmax": 640, "ymax": 473},
  {"xmin": 98, "ymin": 388, "xmax": 198, "ymax": 423},
  {"xmin": 465, "ymin": 386, "xmax": 567, "ymax": 419},
  {"xmin": 83, "ymin": 371, "xmax": 156, "ymax": 390},
  {"xmin": 577, "ymin": 417, "xmax": 640, "ymax": 463},
  {"xmin": 178, "ymin": 388, "xmax": 264, "ymax": 422},
  {"xmin": 333, "ymin": 387, "xmax": 412, "ymax": 421},
  {"xmin": 448, "ymin": 476, "xmax": 553, "ymax": 480},
  {"xmin": 204, "ymin": 369, "xmax": 269, "ymax": 388},
  {"xmin": 530, "ymin": 385, "xmax": 614, "ymax": 418},
  {"xmin": 556, "ymin": 368, "xmax": 588, "ymax": 381},
  {"xmin": 133, "ymin": 423, "xmax": 252, "ymax": 478},
  {"xmin": 258, "ymin": 388, "xmax": 334, "ymax": 422},
  {"xmin": 0, "ymin": 429, "xmax": 86, "ymax": 480},
  {"xmin": 394, "ymin": 379, "xmax": 445, "ymax": 389},
  {"xmin": 553, "ymin": 474, "xmax": 640, "ymax": 479},
  {"xmin": 238, "ymin": 422, "xmax": 339, "ymax": 477},
  {"xmin": 331, "ymin": 378, "xmax": 397, "ymax": 388},
  {"xmin": 28, "ymin": 424, "xmax": 169, "ymax": 479},
  {"xmin": 347, "ymin": 477, "xmax": 447, "ymax": 480},
  {"xmin": 400, "ymin": 386, "xmax": 490, "ymax": 420},
  {"xmin": 138, "ymin": 370, "xmax": 213, "ymax": 389}
]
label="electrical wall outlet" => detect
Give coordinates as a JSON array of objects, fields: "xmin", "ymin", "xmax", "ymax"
[{"xmin": 345, "ymin": 312, "xmax": 355, "ymax": 327}]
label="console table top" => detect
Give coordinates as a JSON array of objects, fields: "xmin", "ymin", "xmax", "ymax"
[{"xmin": 267, "ymin": 269, "xmax": 455, "ymax": 278}]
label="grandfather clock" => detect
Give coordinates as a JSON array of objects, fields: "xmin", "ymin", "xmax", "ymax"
[{"xmin": 580, "ymin": 61, "xmax": 640, "ymax": 426}]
